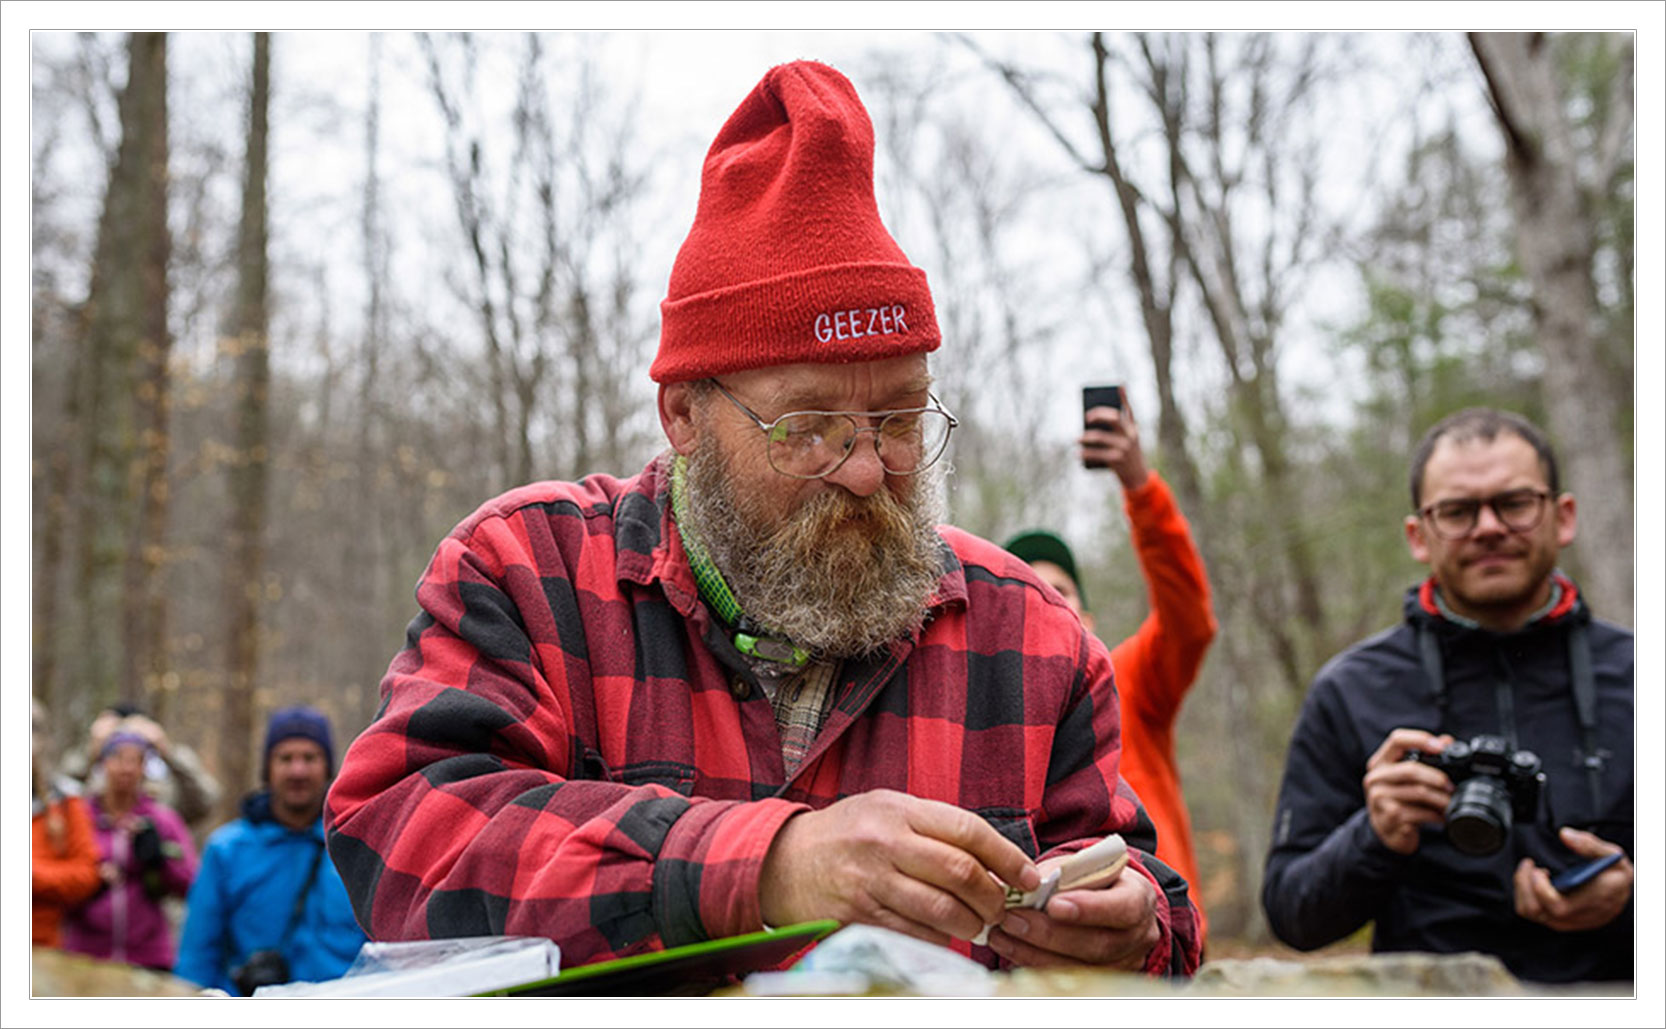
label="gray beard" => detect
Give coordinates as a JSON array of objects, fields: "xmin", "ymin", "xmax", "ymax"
[{"xmin": 682, "ymin": 436, "xmax": 948, "ymax": 659}]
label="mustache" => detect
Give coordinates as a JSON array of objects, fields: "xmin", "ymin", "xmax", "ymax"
[
  {"xmin": 768, "ymin": 485, "xmax": 906, "ymax": 543},
  {"xmin": 1462, "ymin": 539, "xmax": 1527, "ymax": 558}
]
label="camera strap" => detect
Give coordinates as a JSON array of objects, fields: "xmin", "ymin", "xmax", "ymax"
[
  {"xmin": 222, "ymin": 833, "xmax": 327, "ymax": 992},
  {"xmin": 1418, "ymin": 625, "xmax": 1448, "ymax": 722},
  {"xmin": 1566, "ymin": 621, "xmax": 1603, "ymax": 814},
  {"xmin": 282, "ymin": 839, "xmax": 328, "ymax": 948},
  {"xmin": 1417, "ymin": 621, "xmax": 1603, "ymax": 814}
]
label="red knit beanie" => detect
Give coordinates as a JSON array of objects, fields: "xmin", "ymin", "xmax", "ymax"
[{"xmin": 651, "ymin": 61, "xmax": 940, "ymax": 383}]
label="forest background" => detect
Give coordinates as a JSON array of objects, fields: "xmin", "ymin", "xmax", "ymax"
[{"xmin": 11, "ymin": 10, "xmax": 1660, "ymax": 957}]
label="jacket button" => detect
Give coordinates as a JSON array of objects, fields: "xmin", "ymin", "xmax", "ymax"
[{"xmin": 731, "ymin": 678, "xmax": 750, "ymax": 700}]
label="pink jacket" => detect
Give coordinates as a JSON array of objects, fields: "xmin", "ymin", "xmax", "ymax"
[{"xmin": 61, "ymin": 794, "xmax": 197, "ymax": 971}]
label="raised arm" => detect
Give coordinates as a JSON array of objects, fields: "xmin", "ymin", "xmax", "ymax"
[{"xmin": 1113, "ymin": 471, "xmax": 1217, "ymax": 729}]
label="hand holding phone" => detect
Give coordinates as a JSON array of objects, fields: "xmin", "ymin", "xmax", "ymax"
[
  {"xmin": 1549, "ymin": 850, "xmax": 1624, "ymax": 894},
  {"xmin": 1081, "ymin": 385, "xmax": 1123, "ymax": 470}
]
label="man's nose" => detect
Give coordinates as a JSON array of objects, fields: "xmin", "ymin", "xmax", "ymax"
[
  {"xmin": 1471, "ymin": 500, "xmax": 1510, "ymax": 536},
  {"xmin": 823, "ymin": 430, "xmax": 887, "ymax": 497}
]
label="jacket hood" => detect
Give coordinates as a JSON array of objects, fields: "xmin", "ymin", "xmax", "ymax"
[{"xmin": 240, "ymin": 788, "xmax": 275, "ymax": 824}]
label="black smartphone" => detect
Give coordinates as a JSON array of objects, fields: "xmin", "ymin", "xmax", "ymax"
[
  {"xmin": 1082, "ymin": 385, "xmax": 1123, "ymax": 469},
  {"xmin": 1549, "ymin": 851, "xmax": 1623, "ymax": 894},
  {"xmin": 1082, "ymin": 384, "xmax": 1123, "ymax": 418}
]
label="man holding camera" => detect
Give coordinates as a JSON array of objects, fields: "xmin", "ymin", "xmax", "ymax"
[
  {"xmin": 1261, "ymin": 408, "xmax": 1633, "ymax": 983},
  {"xmin": 175, "ymin": 707, "xmax": 366, "ymax": 994}
]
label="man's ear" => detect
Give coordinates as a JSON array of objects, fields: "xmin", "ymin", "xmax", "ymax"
[
  {"xmin": 1405, "ymin": 513, "xmax": 1431, "ymax": 564},
  {"xmin": 659, "ymin": 382, "xmax": 700, "ymax": 456},
  {"xmin": 1554, "ymin": 492, "xmax": 1577, "ymax": 548}
]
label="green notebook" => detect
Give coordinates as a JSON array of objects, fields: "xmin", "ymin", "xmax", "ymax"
[{"xmin": 482, "ymin": 919, "xmax": 839, "ymax": 997}]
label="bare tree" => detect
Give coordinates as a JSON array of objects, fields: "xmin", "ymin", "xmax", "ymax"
[
  {"xmin": 1469, "ymin": 32, "xmax": 1634, "ymax": 628},
  {"xmin": 964, "ymin": 31, "xmax": 1356, "ymax": 942},
  {"xmin": 421, "ymin": 32, "xmax": 523, "ymax": 485},
  {"xmin": 957, "ymin": 32, "xmax": 1206, "ymax": 520},
  {"xmin": 855, "ymin": 53, "xmax": 1079, "ymax": 540},
  {"xmin": 220, "ymin": 31, "xmax": 271, "ymax": 809},
  {"xmin": 64, "ymin": 32, "xmax": 172, "ymax": 715},
  {"xmin": 419, "ymin": 32, "xmax": 656, "ymax": 487},
  {"xmin": 1156, "ymin": 33, "xmax": 1337, "ymax": 688},
  {"xmin": 966, "ymin": 32, "xmax": 1346, "ymax": 689}
]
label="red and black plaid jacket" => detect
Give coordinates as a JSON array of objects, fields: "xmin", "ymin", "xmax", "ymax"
[{"xmin": 325, "ymin": 455, "xmax": 1202, "ymax": 976}]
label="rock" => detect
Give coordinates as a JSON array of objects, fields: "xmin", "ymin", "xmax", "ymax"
[
  {"xmin": 992, "ymin": 951, "xmax": 1629, "ymax": 998},
  {"xmin": 1188, "ymin": 951, "xmax": 1524, "ymax": 996},
  {"xmin": 998, "ymin": 966, "xmax": 1175, "ymax": 997},
  {"xmin": 31, "ymin": 947, "xmax": 206, "ymax": 998}
]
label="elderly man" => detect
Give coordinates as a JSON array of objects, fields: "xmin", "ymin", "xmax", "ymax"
[
  {"xmin": 1262, "ymin": 408, "xmax": 1633, "ymax": 983},
  {"xmin": 326, "ymin": 60, "xmax": 1200, "ymax": 979}
]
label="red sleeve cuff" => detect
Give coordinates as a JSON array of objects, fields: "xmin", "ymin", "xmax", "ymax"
[{"xmin": 659, "ymin": 796, "xmax": 810, "ymax": 941}]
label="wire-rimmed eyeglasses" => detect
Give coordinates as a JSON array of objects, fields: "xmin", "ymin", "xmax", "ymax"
[{"xmin": 708, "ymin": 379, "xmax": 958, "ymax": 480}]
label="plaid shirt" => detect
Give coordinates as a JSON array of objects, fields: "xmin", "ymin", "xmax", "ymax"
[{"xmin": 325, "ymin": 455, "xmax": 1201, "ymax": 976}]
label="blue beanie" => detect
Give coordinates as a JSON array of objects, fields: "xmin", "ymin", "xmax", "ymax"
[{"xmin": 263, "ymin": 706, "xmax": 334, "ymax": 780}]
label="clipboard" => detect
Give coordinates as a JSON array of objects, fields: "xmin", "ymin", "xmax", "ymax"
[{"xmin": 484, "ymin": 919, "xmax": 839, "ymax": 996}]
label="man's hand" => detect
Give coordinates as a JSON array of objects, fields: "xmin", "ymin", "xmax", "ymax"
[
  {"xmin": 1363, "ymin": 728, "xmax": 1454, "ymax": 854},
  {"xmin": 1514, "ymin": 827, "xmax": 1633, "ymax": 932},
  {"xmin": 984, "ymin": 853, "xmax": 1160, "ymax": 970},
  {"xmin": 1080, "ymin": 402, "xmax": 1149, "ymax": 491},
  {"xmin": 758, "ymin": 789, "xmax": 1040, "ymax": 946}
]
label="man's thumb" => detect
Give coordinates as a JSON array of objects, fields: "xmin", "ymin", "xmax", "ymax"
[{"xmin": 1559, "ymin": 826, "xmax": 1618, "ymax": 856}]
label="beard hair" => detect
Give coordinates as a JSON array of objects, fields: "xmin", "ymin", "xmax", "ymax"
[{"xmin": 683, "ymin": 432, "xmax": 948, "ymax": 659}]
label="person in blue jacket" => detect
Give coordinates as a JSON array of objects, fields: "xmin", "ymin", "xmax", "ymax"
[
  {"xmin": 174, "ymin": 706, "xmax": 367, "ymax": 994},
  {"xmin": 1262, "ymin": 408, "xmax": 1633, "ymax": 984}
]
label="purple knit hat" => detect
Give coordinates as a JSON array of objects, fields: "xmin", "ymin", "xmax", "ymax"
[
  {"xmin": 263, "ymin": 706, "xmax": 335, "ymax": 780},
  {"xmin": 98, "ymin": 730, "xmax": 153, "ymax": 762}
]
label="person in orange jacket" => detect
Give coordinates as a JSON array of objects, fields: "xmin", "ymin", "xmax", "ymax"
[
  {"xmin": 1004, "ymin": 389, "xmax": 1218, "ymax": 943},
  {"xmin": 32, "ymin": 699, "xmax": 102, "ymax": 949}
]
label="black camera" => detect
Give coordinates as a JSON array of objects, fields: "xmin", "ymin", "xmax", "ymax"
[
  {"xmin": 131, "ymin": 819, "xmax": 163, "ymax": 866},
  {"xmin": 1406, "ymin": 734, "xmax": 1545, "ymax": 856},
  {"xmin": 130, "ymin": 819, "xmax": 169, "ymax": 901},
  {"xmin": 230, "ymin": 948, "xmax": 292, "ymax": 996}
]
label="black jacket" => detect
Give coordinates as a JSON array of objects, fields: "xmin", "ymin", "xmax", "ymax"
[{"xmin": 1261, "ymin": 575, "xmax": 1633, "ymax": 983}]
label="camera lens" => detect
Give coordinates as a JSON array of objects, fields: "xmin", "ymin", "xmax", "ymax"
[{"xmin": 1445, "ymin": 776, "xmax": 1514, "ymax": 856}]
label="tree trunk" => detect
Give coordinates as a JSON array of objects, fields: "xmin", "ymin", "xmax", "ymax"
[
  {"xmin": 72, "ymin": 31, "xmax": 171, "ymax": 713},
  {"xmin": 1146, "ymin": 31, "xmax": 1330, "ymax": 683},
  {"xmin": 221, "ymin": 31, "xmax": 271, "ymax": 810},
  {"xmin": 356, "ymin": 33, "xmax": 391, "ymax": 733},
  {"xmin": 1091, "ymin": 32, "xmax": 1206, "ymax": 519},
  {"xmin": 1469, "ymin": 32, "xmax": 1633, "ymax": 628},
  {"xmin": 32, "ymin": 308, "xmax": 77, "ymax": 717},
  {"xmin": 126, "ymin": 35, "xmax": 175, "ymax": 718},
  {"xmin": 961, "ymin": 31, "xmax": 1207, "ymax": 517}
]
